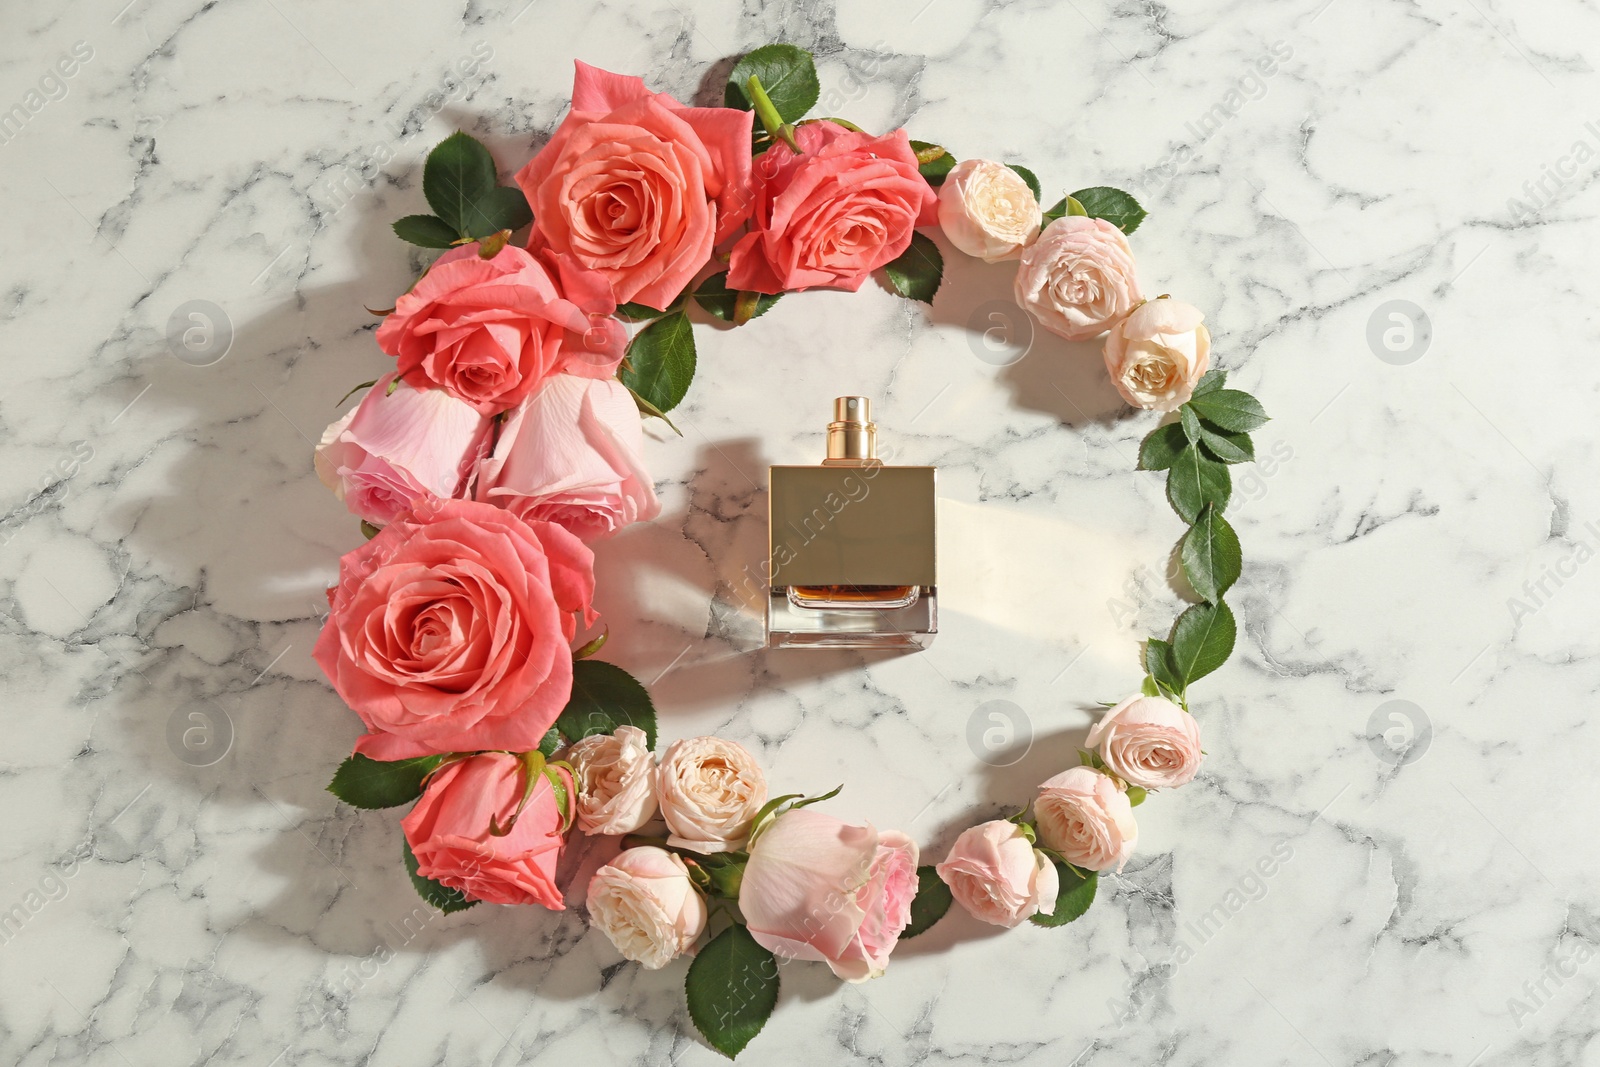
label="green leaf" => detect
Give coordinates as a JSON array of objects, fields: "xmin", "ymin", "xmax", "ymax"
[
  {"xmin": 615, "ymin": 302, "xmax": 668, "ymax": 323},
  {"xmin": 392, "ymin": 214, "xmax": 459, "ymax": 249},
  {"xmin": 327, "ymin": 753, "xmax": 443, "ymax": 809},
  {"xmin": 537, "ymin": 727, "xmax": 562, "ymax": 758},
  {"xmin": 556, "ymin": 659, "xmax": 658, "ymax": 750},
  {"xmin": 1170, "ymin": 599, "xmax": 1237, "ymax": 687},
  {"xmin": 1145, "ymin": 638, "xmax": 1184, "ymax": 699},
  {"xmin": 402, "ymin": 838, "xmax": 476, "ymax": 914},
  {"xmin": 1007, "ymin": 164, "xmax": 1042, "ymax": 201},
  {"xmin": 910, "ymin": 140, "xmax": 957, "ymax": 186},
  {"xmin": 457, "ymin": 186, "xmax": 533, "ymax": 239},
  {"xmin": 693, "ymin": 272, "xmax": 782, "ymax": 323},
  {"xmin": 423, "ymin": 132, "xmax": 499, "ymax": 236},
  {"xmin": 1181, "ymin": 505, "xmax": 1242, "ymax": 603},
  {"xmin": 1127, "ymin": 786, "xmax": 1147, "ymax": 807},
  {"xmin": 901, "ymin": 866, "xmax": 954, "ymax": 939},
  {"xmin": 1179, "ymin": 405, "xmax": 1201, "ymax": 444},
  {"xmin": 359, "ymin": 520, "xmax": 381, "ymax": 540},
  {"xmin": 883, "ymin": 231, "xmax": 943, "ymax": 305},
  {"xmin": 1140, "ymin": 675, "xmax": 1161, "ymax": 698},
  {"xmin": 1191, "ymin": 368, "xmax": 1226, "ymax": 397},
  {"xmin": 1186, "ymin": 389, "xmax": 1270, "ymax": 433},
  {"xmin": 1167, "ymin": 444, "xmax": 1232, "ymax": 523},
  {"xmin": 685, "ymin": 923, "xmax": 780, "ymax": 1059},
  {"xmin": 619, "ymin": 310, "xmax": 697, "ymax": 414},
  {"xmin": 1041, "ymin": 195, "xmax": 1089, "ymax": 224},
  {"xmin": 1138, "ymin": 422, "xmax": 1188, "ymax": 471},
  {"xmin": 1068, "ymin": 186, "xmax": 1147, "ymax": 235},
  {"xmin": 1031, "ymin": 860, "xmax": 1097, "ymax": 927},
  {"xmin": 725, "ymin": 45, "xmax": 819, "ymax": 123}
]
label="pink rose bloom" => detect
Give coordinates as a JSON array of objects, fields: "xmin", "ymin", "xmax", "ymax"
[
  {"xmin": 739, "ymin": 807, "xmax": 918, "ymax": 982},
  {"xmin": 515, "ymin": 61, "xmax": 754, "ymax": 311},
  {"xmin": 375, "ymin": 242, "xmax": 627, "ymax": 415},
  {"xmin": 474, "ymin": 374, "xmax": 660, "ymax": 543},
  {"xmin": 1087, "ymin": 695, "xmax": 1204, "ymax": 790},
  {"xmin": 1014, "ymin": 215, "xmax": 1142, "ymax": 341},
  {"xmin": 1102, "ymin": 298, "xmax": 1211, "ymax": 412},
  {"xmin": 727, "ymin": 121, "xmax": 938, "ymax": 295},
  {"xmin": 401, "ymin": 752, "xmax": 572, "ymax": 908},
  {"xmin": 313, "ymin": 498, "xmax": 597, "ymax": 760},
  {"xmin": 1034, "ymin": 766, "xmax": 1138, "ymax": 873},
  {"xmin": 936, "ymin": 820, "xmax": 1059, "ymax": 928},
  {"xmin": 314, "ymin": 372, "xmax": 492, "ymax": 527},
  {"xmin": 586, "ymin": 846, "xmax": 707, "ymax": 969}
]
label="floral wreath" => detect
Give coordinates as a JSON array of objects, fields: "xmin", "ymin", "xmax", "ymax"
[{"xmin": 313, "ymin": 45, "xmax": 1271, "ymax": 1058}]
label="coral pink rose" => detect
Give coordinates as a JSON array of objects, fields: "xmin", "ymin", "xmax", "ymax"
[
  {"xmin": 515, "ymin": 61, "xmax": 754, "ymax": 311},
  {"xmin": 586, "ymin": 846, "xmax": 707, "ymax": 969},
  {"xmin": 400, "ymin": 752, "xmax": 572, "ymax": 908},
  {"xmin": 936, "ymin": 820, "xmax": 1059, "ymax": 928},
  {"xmin": 474, "ymin": 374, "xmax": 660, "ymax": 543},
  {"xmin": 1014, "ymin": 215, "xmax": 1142, "ymax": 341},
  {"xmin": 1086, "ymin": 695, "xmax": 1203, "ymax": 790},
  {"xmin": 313, "ymin": 497, "xmax": 597, "ymax": 760},
  {"xmin": 375, "ymin": 242, "xmax": 627, "ymax": 415},
  {"xmin": 739, "ymin": 807, "xmax": 919, "ymax": 982},
  {"xmin": 314, "ymin": 373, "xmax": 492, "ymax": 527},
  {"xmin": 727, "ymin": 121, "xmax": 938, "ymax": 294},
  {"xmin": 1102, "ymin": 298, "xmax": 1211, "ymax": 412},
  {"xmin": 1034, "ymin": 766, "xmax": 1138, "ymax": 873}
]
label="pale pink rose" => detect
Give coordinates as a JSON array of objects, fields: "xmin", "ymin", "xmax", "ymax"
[
  {"xmin": 937, "ymin": 159, "xmax": 1041, "ymax": 263},
  {"xmin": 567, "ymin": 725, "xmax": 658, "ymax": 836},
  {"xmin": 1087, "ymin": 695, "xmax": 1203, "ymax": 790},
  {"xmin": 474, "ymin": 374, "xmax": 660, "ymax": 543},
  {"xmin": 1013, "ymin": 216, "xmax": 1142, "ymax": 341},
  {"xmin": 375, "ymin": 242, "xmax": 627, "ymax": 416},
  {"xmin": 400, "ymin": 752, "xmax": 572, "ymax": 909},
  {"xmin": 516, "ymin": 61, "xmax": 754, "ymax": 311},
  {"xmin": 727, "ymin": 121, "xmax": 938, "ymax": 294},
  {"xmin": 1034, "ymin": 766, "xmax": 1138, "ymax": 873},
  {"xmin": 656, "ymin": 737, "xmax": 767, "ymax": 853},
  {"xmin": 739, "ymin": 807, "xmax": 919, "ymax": 982},
  {"xmin": 313, "ymin": 498, "xmax": 597, "ymax": 760},
  {"xmin": 935, "ymin": 820, "xmax": 1059, "ymax": 928},
  {"xmin": 1102, "ymin": 298, "xmax": 1211, "ymax": 412},
  {"xmin": 314, "ymin": 373, "xmax": 492, "ymax": 527},
  {"xmin": 586, "ymin": 846, "xmax": 707, "ymax": 969}
]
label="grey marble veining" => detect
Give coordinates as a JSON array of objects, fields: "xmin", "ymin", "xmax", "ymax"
[{"xmin": 2, "ymin": 0, "xmax": 1598, "ymax": 1064}]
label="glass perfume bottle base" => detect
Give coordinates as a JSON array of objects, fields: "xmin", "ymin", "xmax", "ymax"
[{"xmin": 766, "ymin": 588, "xmax": 937, "ymax": 650}]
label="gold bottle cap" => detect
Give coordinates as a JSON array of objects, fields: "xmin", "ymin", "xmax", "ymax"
[{"xmin": 825, "ymin": 396, "xmax": 876, "ymax": 463}]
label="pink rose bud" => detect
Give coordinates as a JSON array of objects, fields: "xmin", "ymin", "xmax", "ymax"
[
  {"xmin": 400, "ymin": 752, "xmax": 572, "ymax": 909},
  {"xmin": 936, "ymin": 820, "xmax": 1059, "ymax": 928},
  {"xmin": 567, "ymin": 725, "xmax": 659, "ymax": 836},
  {"xmin": 586, "ymin": 846, "xmax": 707, "ymax": 969},
  {"xmin": 1087, "ymin": 695, "xmax": 1203, "ymax": 790},
  {"xmin": 475, "ymin": 374, "xmax": 661, "ymax": 543},
  {"xmin": 1102, "ymin": 298, "xmax": 1211, "ymax": 412},
  {"xmin": 314, "ymin": 372, "xmax": 492, "ymax": 527},
  {"xmin": 1034, "ymin": 766, "xmax": 1138, "ymax": 873},
  {"xmin": 1013, "ymin": 215, "xmax": 1143, "ymax": 341},
  {"xmin": 738, "ymin": 807, "xmax": 919, "ymax": 982}
]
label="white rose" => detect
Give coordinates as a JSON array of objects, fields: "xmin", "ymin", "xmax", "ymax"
[
  {"xmin": 567, "ymin": 725, "xmax": 658, "ymax": 836},
  {"xmin": 586, "ymin": 846, "xmax": 707, "ymax": 969},
  {"xmin": 1102, "ymin": 297, "xmax": 1211, "ymax": 412},
  {"xmin": 656, "ymin": 736, "xmax": 767, "ymax": 853},
  {"xmin": 937, "ymin": 158, "xmax": 1042, "ymax": 262}
]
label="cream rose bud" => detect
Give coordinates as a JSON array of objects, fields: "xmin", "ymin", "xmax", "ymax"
[
  {"xmin": 656, "ymin": 737, "xmax": 768, "ymax": 853},
  {"xmin": 1102, "ymin": 298, "xmax": 1211, "ymax": 412},
  {"xmin": 567, "ymin": 725, "xmax": 658, "ymax": 836},
  {"xmin": 586, "ymin": 846, "xmax": 708, "ymax": 970},
  {"xmin": 1034, "ymin": 766, "xmax": 1138, "ymax": 873},
  {"xmin": 937, "ymin": 159, "xmax": 1042, "ymax": 262},
  {"xmin": 1013, "ymin": 215, "xmax": 1143, "ymax": 341},
  {"xmin": 1087, "ymin": 695, "xmax": 1203, "ymax": 791},
  {"xmin": 936, "ymin": 820, "xmax": 1059, "ymax": 928}
]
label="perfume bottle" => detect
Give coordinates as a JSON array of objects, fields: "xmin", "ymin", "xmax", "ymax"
[{"xmin": 766, "ymin": 397, "xmax": 937, "ymax": 649}]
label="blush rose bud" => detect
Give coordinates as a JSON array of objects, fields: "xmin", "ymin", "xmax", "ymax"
[
  {"xmin": 1033, "ymin": 766, "xmax": 1138, "ymax": 873},
  {"xmin": 567, "ymin": 724, "xmax": 659, "ymax": 836},
  {"xmin": 1087, "ymin": 696, "xmax": 1203, "ymax": 790},
  {"xmin": 937, "ymin": 159, "xmax": 1042, "ymax": 263},
  {"xmin": 1013, "ymin": 216, "xmax": 1143, "ymax": 341},
  {"xmin": 656, "ymin": 737, "xmax": 768, "ymax": 853},
  {"xmin": 1102, "ymin": 297, "xmax": 1211, "ymax": 412},
  {"xmin": 936, "ymin": 820, "xmax": 1059, "ymax": 928},
  {"xmin": 586, "ymin": 846, "xmax": 708, "ymax": 969}
]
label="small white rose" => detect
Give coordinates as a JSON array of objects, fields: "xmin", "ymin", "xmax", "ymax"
[
  {"xmin": 586, "ymin": 846, "xmax": 707, "ymax": 969},
  {"xmin": 1102, "ymin": 297, "xmax": 1211, "ymax": 412},
  {"xmin": 656, "ymin": 736, "xmax": 767, "ymax": 853},
  {"xmin": 937, "ymin": 159, "xmax": 1042, "ymax": 262},
  {"xmin": 567, "ymin": 724, "xmax": 658, "ymax": 836}
]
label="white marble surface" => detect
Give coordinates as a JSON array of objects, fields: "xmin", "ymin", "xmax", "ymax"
[{"xmin": 3, "ymin": 0, "xmax": 1598, "ymax": 1063}]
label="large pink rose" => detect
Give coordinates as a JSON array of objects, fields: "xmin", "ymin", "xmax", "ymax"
[
  {"xmin": 313, "ymin": 498, "xmax": 597, "ymax": 760},
  {"xmin": 726, "ymin": 121, "xmax": 937, "ymax": 295},
  {"xmin": 515, "ymin": 61, "xmax": 754, "ymax": 311},
  {"xmin": 400, "ymin": 752, "xmax": 572, "ymax": 908},
  {"xmin": 375, "ymin": 243, "xmax": 626, "ymax": 415},
  {"xmin": 738, "ymin": 807, "xmax": 918, "ymax": 982},
  {"xmin": 474, "ymin": 373, "xmax": 660, "ymax": 543},
  {"xmin": 314, "ymin": 372, "xmax": 492, "ymax": 527}
]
